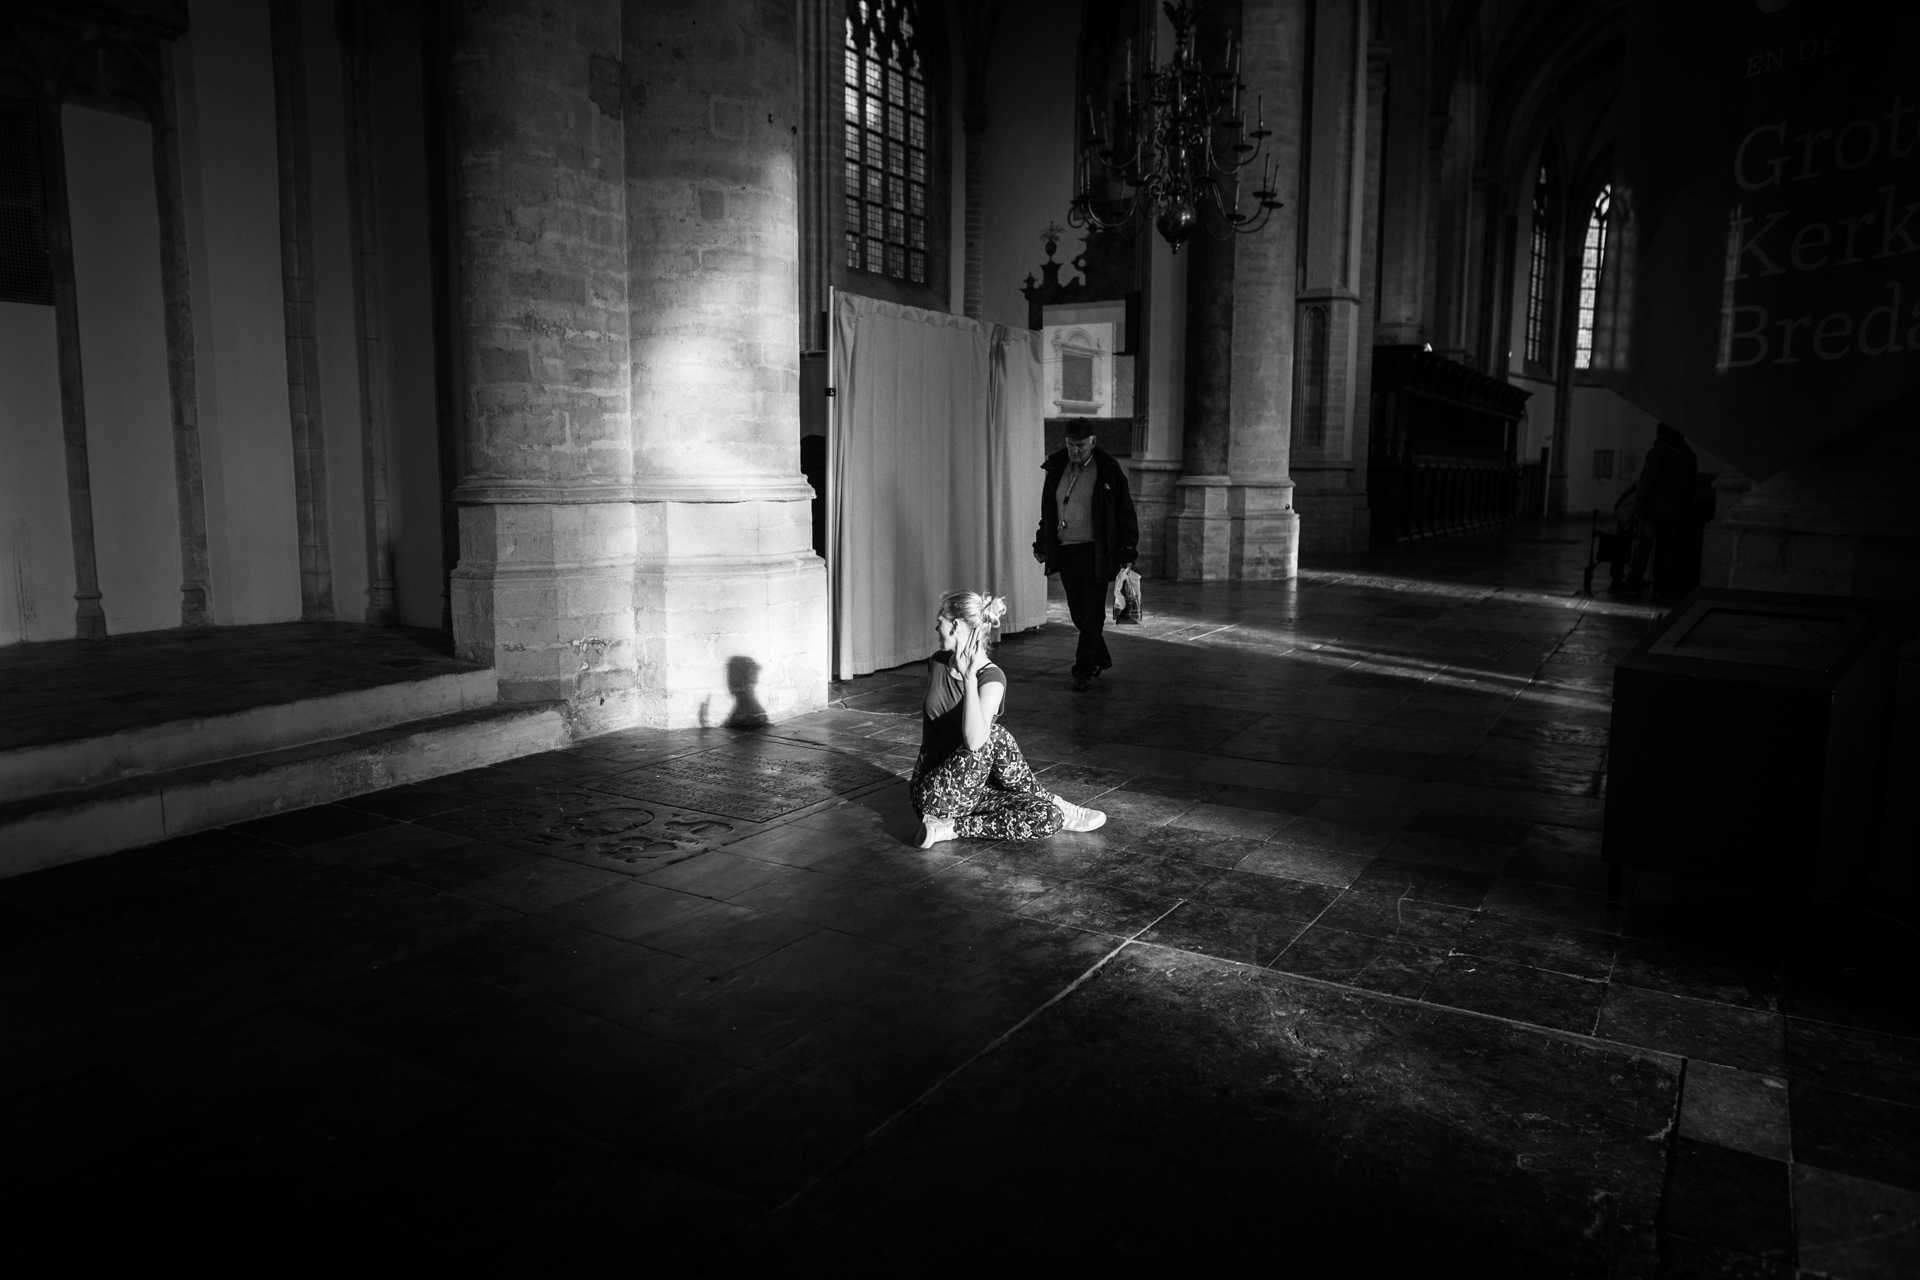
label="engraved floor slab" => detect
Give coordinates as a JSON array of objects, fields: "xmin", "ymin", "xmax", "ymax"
[{"xmin": 588, "ymin": 744, "xmax": 899, "ymax": 823}]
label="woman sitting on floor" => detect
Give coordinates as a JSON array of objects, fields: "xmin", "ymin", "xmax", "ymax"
[{"xmin": 911, "ymin": 591, "xmax": 1106, "ymax": 848}]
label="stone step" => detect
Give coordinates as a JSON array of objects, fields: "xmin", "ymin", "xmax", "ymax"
[
  {"xmin": 0, "ymin": 700, "xmax": 571, "ymax": 878},
  {"xmin": 0, "ymin": 666, "xmax": 499, "ymax": 804}
]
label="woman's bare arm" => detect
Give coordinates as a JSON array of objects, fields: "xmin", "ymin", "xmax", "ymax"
[{"xmin": 958, "ymin": 651, "xmax": 1003, "ymax": 751}]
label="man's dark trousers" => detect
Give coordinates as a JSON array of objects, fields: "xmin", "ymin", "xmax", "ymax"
[{"xmin": 1056, "ymin": 543, "xmax": 1111, "ymax": 678}]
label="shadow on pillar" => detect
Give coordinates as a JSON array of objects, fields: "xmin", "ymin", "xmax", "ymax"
[{"xmin": 724, "ymin": 656, "xmax": 767, "ymax": 728}]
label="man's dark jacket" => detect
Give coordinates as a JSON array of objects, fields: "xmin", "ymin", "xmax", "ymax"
[{"xmin": 1034, "ymin": 446, "xmax": 1138, "ymax": 584}]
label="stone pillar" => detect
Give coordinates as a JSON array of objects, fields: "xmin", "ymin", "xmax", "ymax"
[
  {"xmin": 1288, "ymin": 0, "xmax": 1372, "ymax": 556},
  {"xmin": 1222, "ymin": 0, "xmax": 1305, "ymax": 577},
  {"xmin": 1168, "ymin": 221, "xmax": 1235, "ymax": 579},
  {"xmin": 1166, "ymin": 0, "xmax": 1306, "ymax": 580},
  {"xmin": 624, "ymin": 0, "xmax": 828, "ymax": 728},
  {"xmin": 448, "ymin": 0, "xmax": 639, "ymax": 732}
]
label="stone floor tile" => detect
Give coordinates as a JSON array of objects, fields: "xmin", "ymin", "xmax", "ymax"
[
  {"xmin": 1784, "ymin": 1017, "xmax": 1920, "ymax": 1109},
  {"xmin": 1793, "ymin": 1164, "xmax": 1920, "ymax": 1280},
  {"xmin": 1137, "ymin": 902, "xmax": 1308, "ymax": 966},
  {"xmin": 1300, "ymin": 796, "xmax": 1421, "ymax": 829},
  {"xmin": 302, "ymin": 821, "xmax": 476, "ymax": 872},
  {"xmin": 1269, "ymin": 924, "xmax": 1447, "ymax": 998},
  {"xmin": 0, "ymin": 854, "xmax": 208, "ymax": 925},
  {"xmin": 631, "ymin": 974, "xmax": 851, "ymax": 1069},
  {"xmin": 1607, "ymin": 936, "xmax": 1779, "ymax": 1013},
  {"xmin": 541, "ymin": 879, "xmax": 721, "ymax": 944},
  {"xmin": 380, "ymin": 839, "xmax": 537, "ymax": 892},
  {"xmin": 923, "ymin": 857, "xmax": 1061, "ymax": 915},
  {"xmin": 1791, "ymin": 1081, "xmax": 1920, "ymax": 1192},
  {"xmin": 1032, "ymin": 762, "xmax": 1134, "ymax": 794},
  {"xmin": 745, "ymin": 927, "xmax": 908, "ymax": 1004},
  {"xmin": 1379, "ymin": 830, "xmax": 1515, "ymax": 875},
  {"xmin": 648, "ymin": 1069, "xmax": 883, "ymax": 1207},
  {"xmin": 763, "ymin": 1007, "xmax": 972, "ymax": 1114},
  {"xmin": 1676, "ymin": 1062, "xmax": 1791, "ymax": 1161},
  {"xmin": 1497, "ymin": 846, "xmax": 1610, "ymax": 892},
  {"xmin": 1168, "ymin": 801, "xmax": 1292, "ymax": 841},
  {"xmin": 1128, "ymin": 824, "xmax": 1267, "ymax": 869},
  {"xmin": 1482, "ymin": 877, "xmax": 1626, "ymax": 934},
  {"xmin": 1659, "ymin": 1137, "xmax": 1793, "ymax": 1262},
  {"xmin": 507, "ymin": 936, "xmax": 703, "ymax": 1026},
  {"xmin": 1350, "ymin": 857, "xmax": 1498, "ymax": 909},
  {"xmin": 1422, "ymin": 955, "xmax": 1606, "ymax": 1035},
  {"xmin": 634, "ymin": 849, "xmax": 813, "ymax": 902},
  {"xmin": 1266, "ymin": 815, "xmax": 1395, "ymax": 861},
  {"xmin": 1454, "ymin": 912, "xmax": 1618, "ymax": 980},
  {"xmin": 1594, "ymin": 987, "xmax": 1785, "ymax": 1073},
  {"xmin": 1069, "ymin": 847, "xmax": 1218, "ymax": 900},
  {"xmin": 642, "ymin": 904, "xmax": 822, "ymax": 980},
  {"xmin": 1231, "ymin": 842, "xmax": 1370, "ymax": 888},
  {"xmin": 727, "ymin": 943, "xmax": 1675, "ymax": 1274},
  {"xmin": 1403, "ymin": 808, "xmax": 1533, "ymax": 847},
  {"xmin": 1209, "ymin": 730, "xmax": 1348, "ymax": 766},
  {"xmin": 456, "ymin": 857, "xmax": 630, "ymax": 914},
  {"xmin": 1016, "ymin": 881, "xmax": 1175, "ymax": 938},
  {"xmin": 1209, "ymin": 784, "xmax": 1324, "ymax": 816},
  {"xmin": 227, "ymin": 804, "xmax": 402, "ymax": 849},
  {"xmin": 1085, "ymin": 789, "xmax": 1196, "ymax": 828},
  {"xmin": 1190, "ymin": 868, "xmax": 1339, "ymax": 920},
  {"xmin": 1779, "ymin": 962, "xmax": 1920, "ymax": 1040},
  {"xmin": 334, "ymin": 783, "xmax": 473, "ymax": 822},
  {"xmin": 1312, "ymin": 886, "xmax": 1479, "ymax": 947}
]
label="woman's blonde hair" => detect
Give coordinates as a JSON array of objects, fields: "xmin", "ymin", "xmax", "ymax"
[{"xmin": 936, "ymin": 590, "xmax": 1008, "ymax": 665}]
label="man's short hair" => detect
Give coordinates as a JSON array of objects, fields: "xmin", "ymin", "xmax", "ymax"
[{"xmin": 1063, "ymin": 428, "xmax": 1095, "ymax": 441}]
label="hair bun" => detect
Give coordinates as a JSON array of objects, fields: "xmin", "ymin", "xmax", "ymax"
[{"xmin": 981, "ymin": 595, "xmax": 1008, "ymax": 627}]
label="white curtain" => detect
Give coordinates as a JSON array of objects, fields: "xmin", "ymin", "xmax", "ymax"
[{"xmin": 829, "ymin": 291, "xmax": 1046, "ymax": 679}]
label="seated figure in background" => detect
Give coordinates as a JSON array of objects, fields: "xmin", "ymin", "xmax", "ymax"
[{"xmin": 910, "ymin": 591, "xmax": 1106, "ymax": 848}]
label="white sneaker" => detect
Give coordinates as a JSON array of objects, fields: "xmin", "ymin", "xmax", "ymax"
[
  {"xmin": 1051, "ymin": 794, "xmax": 1106, "ymax": 833},
  {"xmin": 916, "ymin": 815, "xmax": 956, "ymax": 848}
]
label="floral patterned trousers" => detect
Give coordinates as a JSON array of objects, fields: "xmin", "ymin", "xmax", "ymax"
[{"xmin": 910, "ymin": 723, "xmax": 1063, "ymax": 841}]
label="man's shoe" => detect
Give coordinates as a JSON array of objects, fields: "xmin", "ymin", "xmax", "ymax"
[{"xmin": 1051, "ymin": 794, "xmax": 1106, "ymax": 832}]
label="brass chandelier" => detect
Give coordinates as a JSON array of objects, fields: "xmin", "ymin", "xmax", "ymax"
[{"xmin": 1068, "ymin": 0, "xmax": 1282, "ymax": 251}]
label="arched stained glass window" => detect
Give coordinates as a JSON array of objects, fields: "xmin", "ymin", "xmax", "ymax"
[
  {"xmin": 1523, "ymin": 161, "xmax": 1554, "ymax": 366},
  {"xmin": 1574, "ymin": 185, "xmax": 1611, "ymax": 370},
  {"xmin": 844, "ymin": 0, "xmax": 928, "ymax": 285}
]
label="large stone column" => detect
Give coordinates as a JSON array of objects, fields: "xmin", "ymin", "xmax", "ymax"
[
  {"xmin": 448, "ymin": 0, "xmax": 639, "ymax": 732},
  {"xmin": 1167, "ymin": 210, "xmax": 1236, "ymax": 579},
  {"xmin": 623, "ymin": 0, "xmax": 828, "ymax": 727},
  {"xmin": 1288, "ymin": 0, "xmax": 1374, "ymax": 555},
  {"xmin": 1190, "ymin": 0, "xmax": 1306, "ymax": 579}
]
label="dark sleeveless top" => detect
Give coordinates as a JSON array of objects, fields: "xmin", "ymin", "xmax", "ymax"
[{"xmin": 917, "ymin": 651, "xmax": 1006, "ymax": 774}]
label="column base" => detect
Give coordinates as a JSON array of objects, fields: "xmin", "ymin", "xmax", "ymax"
[
  {"xmin": 1166, "ymin": 477, "xmax": 1301, "ymax": 580},
  {"xmin": 1227, "ymin": 482, "xmax": 1301, "ymax": 579},
  {"xmin": 1122, "ymin": 459, "xmax": 1183, "ymax": 578},
  {"xmin": 1166, "ymin": 476, "xmax": 1231, "ymax": 580},
  {"xmin": 452, "ymin": 501, "xmax": 640, "ymax": 736},
  {"xmin": 632, "ymin": 496, "xmax": 829, "ymax": 729}
]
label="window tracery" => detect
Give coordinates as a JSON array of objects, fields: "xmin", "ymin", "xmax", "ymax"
[
  {"xmin": 1574, "ymin": 185, "xmax": 1610, "ymax": 370},
  {"xmin": 844, "ymin": 0, "xmax": 928, "ymax": 285}
]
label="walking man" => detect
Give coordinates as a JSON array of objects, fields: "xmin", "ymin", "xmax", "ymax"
[{"xmin": 1033, "ymin": 427, "xmax": 1138, "ymax": 691}]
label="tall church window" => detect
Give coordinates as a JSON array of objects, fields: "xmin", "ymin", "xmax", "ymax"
[
  {"xmin": 1573, "ymin": 185, "xmax": 1610, "ymax": 370},
  {"xmin": 844, "ymin": 0, "xmax": 928, "ymax": 285},
  {"xmin": 1523, "ymin": 162, "xmax": 1554, "ymax": 366}
]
